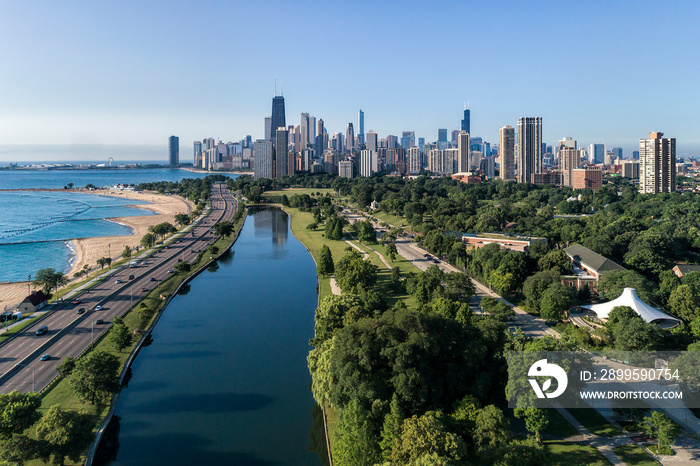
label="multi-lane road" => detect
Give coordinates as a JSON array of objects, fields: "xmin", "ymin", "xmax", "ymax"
[{"xmin": 0, "ymin": 184, "xmax": 238, "ymax": 394}]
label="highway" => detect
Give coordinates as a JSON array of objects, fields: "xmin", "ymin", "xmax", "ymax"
[{"xmin": 0, "ymin": 184, "xmax": 238, "ymax": 394}]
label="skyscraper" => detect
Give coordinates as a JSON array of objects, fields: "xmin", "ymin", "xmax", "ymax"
[
  {"xmin": 254, "ymin": 139, "xmax": 274, "ymax": 180},
  {"xmin": 588, "ymin": 143, "xmax": 606, "ymax": 164},
  {"xmin": 401, "ymin": 131, "xmax": 415, "ymax": 150},
  {"xmin": 264, "ymin": 117, "xmax": 272, "ymax": 141},
  {"xmin": 358, "ymin": 109, "xmax": 365, "ymax": 146},
  {"xmin": 316, "ymin": 119, "xmax": 325, "ymax": 156},
  {"xmin": 407, "ymin": 147, "xmax": 422, "ymax": 173},
  {"xmin": 458, "ymin": 131, "xmax": 470, "ymax": 173},
  {"xmin": 168, "ymin": 136, "xmax": 179, "ymax": 167},
  {"xmin": 516, "ymin": 117, "xmax": 542, "ymax": 183},
  {"xmin": 271, "ymin": 95, "xmax": 286, "ymax": 143},
  {"xmin": 611, "ymin": 147, "xmax": 623, "ymax": 159},
  {"xmin": 346, "ymin": 123, "xmax": 355, "ymax": 152},
  {"xmin": 366, "ymin": 130, "xmax": 378, "ymax": 152},
  {"xmin": 499, "ymin": 125, "xmax": 515, "ymax": 180},
  {"xmin": 360, "ymin": 150, "xmax": 377, "ymax": 177},
  {"xmin": 461, "ymin": 104, "xmax": 470, "ymax": 134},
  {"xmin": 193, "ymin": 141, "xmax": 202, "ymax": 167},
  {"xmin": 275, "ymin": 127, "xmax": 289, "ymax": 179},
  {"xmin": 300, "ymin": 113, "xmax": 310, "ymax": 149},
  {"xmin": 640, "ymin": 132, "xmax": 676, "ymax": 194},
  {"xmin": 560, "ymin": 148, "xmax": 585, "ymax": 187},
  {"xmin": 438, "ymin": 128, "xmax": 447, "ymax": 142}
]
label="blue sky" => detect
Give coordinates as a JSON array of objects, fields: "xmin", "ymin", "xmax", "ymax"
[{"xmin": 1, "ymin": 0, "xmax": 699, "ymax": 160}]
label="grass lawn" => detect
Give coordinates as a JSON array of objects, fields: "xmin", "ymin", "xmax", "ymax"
[
  {"xmin": 647, "ymin": 444, "xmax": 674, "ymax": 456},
  {"xmin": 367, "ymin": 210, "xmax": 410, "ymax": 229},
  {"xmin": 614, "ymin": 444, "xmax": 658, "ymax": 465},
  {"xmin": 544, "ymin": 441, "xmax": 612, "ymax": 466},
  {"xmin": 569, "ymin": 408, "xmax": 621, "ymax": 437},
  {"xmin": 544, "ymin": 408, "xmax": 580, "ymax": 438}
]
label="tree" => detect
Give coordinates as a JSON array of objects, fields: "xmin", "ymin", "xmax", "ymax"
[
  {"xmin": 474, "ymin": 405, "xmax": 510, "ymax": 450},
  {"xmin": 392, "ymin": 412, "xmax": 467, "ymax": 464},
  {"xmin": 36, "ymin": 406, "xmax": 94, "ymax": 466},
  {"xmin": 356, "ymin": 220, "xmax": 377, "ymax": 244},
  {"xmin": 332, "ymin": 399, "xmax": 380, "ymax": 466},
  {"xmin": 174, "ymin": 213, "xmax": 190, "ymax": 226},
  {"xmin": 522, "ymin": 269, "xmax": 560, "ymax": 312},
  {"xmin": 140, "ymin": 232, "xmax": 155, "ymax": 248},
  {"xmin": 606, "ymin": 306, "xmax": 663, "ymax": 351},
  {"xmin": 514, "ymin": 407, "xmax": 549, "ymax": 443},
  {"xmin": 312, "ymin": 294, "xmax": 365, "ymax": 345},
  {"xmin": 55, "ymin": 357, "xmax": 76, "ymax": 378},
  {"xmin": 0, "ymin": 433, "xmax": 43, "ymax": 465},
  {"xmin": 642, "ymin": 411, "xmax": 679, "ymax": 449},
  {"xmin": 489, "ymin": 269, "xmax": 516, "ymax": 295},
  {"xmin": 175, "ymin": 261, "xmax": 191, "ymax": 274},
  {"xmin": 317, "ymin": 244, "xmax": 334, "ymax": 277},
  {"xmin": 324, "ymin": 217, "xmax": 346, "ymax": 241},
  {"xmin": 69, "ymin": 350, "xmax": 120, "ymax": 405},
  {"xmin": 137, "ymin": 304, "xmax": 156, "ymax": 330},
  {"xmin": 66, "ymin": 182, "xmax": 74, "ymax": 189},
  {"xmin": 380, "ymin": 394, "xmax": 404, "ymax": 461},
  {"xmin": 214, "ymin": 221, "xmax": 234, "ymax": 237},
  {"xmin": 668, "ymin": 284, "xmax": 700, "ymax": 322},
  {"xmin": 307, "ymin": 338, "xmax": 335, "ymax": 408},
  {"xmin": 386, "ymin": 242, "xmax": 397, "ymax": 262},
  {"xmin": 208, "ymin": 245, "xmax": 219, "ymax": 256},
  {"xmin": 31, "ymin": 268, "xmax": 67, "ymax": 296},
  {"xmin": 539, "ymin": 283, "xmax": 576, "ymax": 322},
  {"xmin": 0, "ymin": 391, "xmax": 41, "ymax": 440},
  {"xmin": 334, "ymin": 250, "xmax": 378, "ymax": 294},
  {"xmin": 110, "ymin": 316, "xmax": 132, "ymax": 353},
  {"xmin": 121, "ymin": 245, "xmax": 131, "ymax": 259},
  {"xmin": 538, "ymin": 249, "xmax": 573, "ymax": 274}
]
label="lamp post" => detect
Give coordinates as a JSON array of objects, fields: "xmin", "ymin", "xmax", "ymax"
[
  {"xmin": 108, "ymin": 244, "xmax": 111, "ymax": 269},
  {"xmin": 14, "ymin": 363, "xmax": 35, "ymax": 393},
  {"xmin": 27, "ymin": 274, "xmax": 31, "ymax": 296}
]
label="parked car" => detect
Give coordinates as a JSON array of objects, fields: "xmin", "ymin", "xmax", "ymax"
[
  {"xmin": 40, "ymin": 354, "xmax": 51, "ymax": 361},
  {"xmin": 35, "ymin": 326, "xmax": 48, "ymax": 336}
]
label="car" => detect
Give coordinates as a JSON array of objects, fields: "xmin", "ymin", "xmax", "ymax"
[
  {"xmin": 71, "ymin": 299, "xmax": 81, "ymax": 304},
  {"xmin": 128, "ymin": 274, "xmax": 135, "ymax": 280},
  {"xmin": 40, "ymin": 354, "xmax": 50, "ymax": 361},
  {"xmin": 95, "ymin": 305, "xmax": 103, "ymax": 311},
  {"xmin": 432, "ymin": 259, "xmax": 440, "ymax": 263},
  {"xmin": 168, "ymin": 268, "xmax": 174, "ymax": 273},
  {"xmin": 150, "ymin": 277, "xmax": 157, "ymax": 281},
  {"xmin": 115, "ymin": 279, "xmax": 123, "ymax": 284},
  {"xmin": 191, "ymin": 249, "xmax": 196, "ymax": 253},
  {"xmin": 77, "ymin": 307, "xmax": 86, "ymax": 314},
  {"xmin": 35, "ymin": 326, "xmax": 48, "ymax": 336},
  {"xmin": 177, "ymin": 259, "xmax": 183, "ymax": 263},
  {"xmin": 95, "ymin": 319, "xmax": 104, "ymax": 325},
  {"xmin": 140, "ymin": 287, "xmax": 148, "ymax": 292},
  {"xmin": 424, "ymin": 254, "xmax": 431, "ymax": 258}
]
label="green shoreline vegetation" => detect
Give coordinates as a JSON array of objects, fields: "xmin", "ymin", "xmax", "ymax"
[
  {"xmin": 232, "ymin": 171, "xmax": 698, "ymax": 465},
  {"xmin": 0, "ymin": 176, "xmax": 246, "ymax": 465}
]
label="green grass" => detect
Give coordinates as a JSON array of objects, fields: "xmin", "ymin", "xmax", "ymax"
[
  {"xmin": 544, "ymin": 409, "xmax": 580, "ymax": 438},
  {"xmin": 569, "ymin": 408, "xmax": 621, "ymax": 437},
  {"xmin": 648, "ymin": 444, "xmax": 674, "ymax": 456},
  {"xmin": 366, "ymin": 210, "xmax": 410, "ymax": 229},
  {"xmin": 544, "ymin": 441, "xmax": 612, "ymax": 466},
  {"xmin": 614, "ymin": 444, "xmax": 658, "ymax": 465}
]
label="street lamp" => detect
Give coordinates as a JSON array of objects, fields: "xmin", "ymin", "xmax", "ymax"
[{"xmin": 14, "ymin": 363, "xmax": 35, "ymax": 393}]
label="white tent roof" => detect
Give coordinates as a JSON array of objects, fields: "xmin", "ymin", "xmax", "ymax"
[{"xmin": 583, "ymin": 288, "xmax": 680, "ymax": 327}]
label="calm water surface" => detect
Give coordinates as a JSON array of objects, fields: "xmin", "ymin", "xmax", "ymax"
[{"xmin": 100, "ymin": 208, "xmax": 324, "ymax": 465}]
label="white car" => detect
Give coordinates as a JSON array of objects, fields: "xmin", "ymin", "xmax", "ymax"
[
  {"xmin": 115, "ymin": 279, "xmax": 123, "ymax": 284},
  {"xmin": 95, "ymin": 305, "xmax": 103, "ymax": 311}
]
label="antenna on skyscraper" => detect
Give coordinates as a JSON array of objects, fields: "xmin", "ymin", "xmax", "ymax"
[
  {"xmin": 468, "ymin": 101, "xmax": 470, "ymax": 110},
  {"xmin": 275, "ymin": 77, "xmax": 277, "ymax": 96},
  {"xmin": 280, "ymin": 80, "xmax": 283, "ymax": 96},
  {"xmin": 464, "ymin": 102, "xmax": 467, "ymax": 110}
]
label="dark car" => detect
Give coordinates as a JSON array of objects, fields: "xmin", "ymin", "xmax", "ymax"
[
  {"xmin": 95, "ymin": 319, "xmax": 104, "ymax": 325},
  {"xmin": 140, "ymin": 287, "xmax": 148, "ymax": 292},
  {"xmin": 40, "ymin": 354, "xmax": 51, "ymax": 361},
  {"xmin": 150, "ymin": 277, "xmax": 157, "ymax": 281},
  {"xmin": 77, "ymin": 307, "xmax": 86, "ymax": 314},
  {"xmin": 128, "ymin": 274, "xmax": 135, "ymax": 280},
  {"xmin": 36, "ymin": 326, "xmax": 48, "ymax": 336}
]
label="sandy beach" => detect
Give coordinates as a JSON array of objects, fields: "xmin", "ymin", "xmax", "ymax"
[{"xmin": 0, "ymin": 189, "xmax": 193, "ymax": 311}]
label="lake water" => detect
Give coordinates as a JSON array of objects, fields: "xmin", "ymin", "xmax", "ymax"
[
  {"xmin": 97, "ymin": 208, "xmax": 325, "ymax": 465},
  {"xmin": 0, "ymin": 169, "xmax": 239, "ymax": 282}
]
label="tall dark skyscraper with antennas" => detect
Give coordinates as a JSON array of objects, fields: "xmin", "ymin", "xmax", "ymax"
[
  {"xmin": 271, "ymin": 95, "xmax": 286, "ymax": 137},
  {"xmin": 461, "ymin": 103, "xmax": 470, "ymax": 134}
]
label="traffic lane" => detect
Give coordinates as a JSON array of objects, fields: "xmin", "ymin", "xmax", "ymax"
[{"xmin": 1, "ymin": 192, "xmax": 236, "ymax": 391}]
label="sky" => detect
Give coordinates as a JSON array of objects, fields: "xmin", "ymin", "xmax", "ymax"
[{"xmin": 1, "ymin": 0, "xmax": 699, "ymax": 161}]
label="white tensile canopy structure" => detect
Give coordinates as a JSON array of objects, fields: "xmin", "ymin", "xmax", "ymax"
[{"xmin": 583, "ymin": 288, "xmax": 680, "ymax": 328}]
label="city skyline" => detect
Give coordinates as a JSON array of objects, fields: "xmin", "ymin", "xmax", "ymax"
[{"xmin": 1, "ymin": 1, "xmax": 700, "ymax": 160}]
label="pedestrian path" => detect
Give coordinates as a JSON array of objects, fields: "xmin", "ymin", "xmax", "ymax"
[{"xmin": 556, "ymin": 407, "xmax": 628, "ymax": 465}]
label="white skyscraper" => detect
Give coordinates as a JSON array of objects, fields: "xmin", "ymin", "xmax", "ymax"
[
  {"xmin": 253, "ymin": 139, "xmax": 274, "ymax": 179},
  {"xmin": 360, "ymin": 150, "xmax": 378, "ymax": 177}
]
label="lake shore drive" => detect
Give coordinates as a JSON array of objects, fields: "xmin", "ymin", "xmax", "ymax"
[{"xmin": 0, "ymin": 189, "xmax": 193, "ymax": 311}]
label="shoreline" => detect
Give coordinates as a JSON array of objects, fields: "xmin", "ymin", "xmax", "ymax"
[
  {"xmin": 180, "ymin": 167, "xmax": 250, "ymax": 175},
  {"xmin": 0, "ymin": 189, "xmax": 193, "ymax": 310}
]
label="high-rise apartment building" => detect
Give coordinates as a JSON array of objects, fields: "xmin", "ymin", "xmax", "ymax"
[
  {"xmin": 193, "ymin": 141, "xmax": 202, "ymax": 167},
  {"xmin": 316, "ymin": 119, "xmax": 325, "ymax": 156},
  {"xmin": 560, "ymin": 148, "xmax": 585, "ymax": 187},
  {"xmin": 271, "ymin": 96, "xmax": 286, "ymax": 144},
  {"xmin": 458, "ymin": 131, "xmax": 470, "ymax": 173},
  {"xmin": 428, "ymin": 149, "xmax": 445, "ymax": 174},
  {"xmin": 622, "ymin": 160, "xmax": 640, "ymax": 179},
  {"xmin": 360, "ymin": 150, "xmax": 377, "ymax": 177},
  {"xmin": 358, "ymin": 109, "xmax": 365, "ymax": 146},
  {"xmin": 275, "ymin": 128, "xmax": 289, "ymax": 179},
  {"xmin": 254, "ymin": 139, "xmax": 274, "ymax": 180},
  {"xmin": 169, "ymin": 136, "xmax": 179, "ymax": 167},
  {"xmin": 461, "ymin": 104, "xmax": 470, "ymax": 134},
  {"xmin": 499, "ymin": 125, "xmax": 515, "ymax": 180},
  {"xmin": 338, "ymin": 160, "xmax": 354, "ymax": 179},
  {"xmin": 264, "ymin": 117, "xmax": 272, "ymax": 141},
  {"xmin": 640, "ymin": 132, "xmax": 676, "ymax": 194},
  {"xmin": 516, "ymin": 117, "xmax": 542, "ymax": 183},
  {"xmin": 300, "ymin": 113, "xmax": 310, "ymax": 149},
  {"xmin": 444, "ymin": 148, "xmax": 458, "ymax": 175},
  {"xmin": 588, "ymin": 143, "xmax": 606, "ymax": 164},
  {"xmin": 407, "ymin": 147, "xmax": 422, "ymax": 173},
  {"xmin": 346, "ymin": 123, "xmax": 355, "ymax": 152},
  {"xmin": 366, "ymin": 130, "xmax": 378, "ymax": 152}
]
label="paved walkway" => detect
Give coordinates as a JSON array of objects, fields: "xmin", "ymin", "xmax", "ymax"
[{"xmin": 556, "ymin": 407, "xmax": 628, "ymax": 465}]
